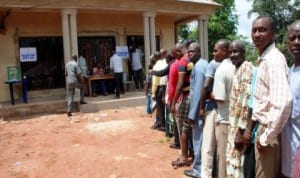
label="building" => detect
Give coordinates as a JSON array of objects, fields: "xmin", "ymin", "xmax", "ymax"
[{"xmin": 0, "ymin": 0, "xmax": 219, "ymax": 102}]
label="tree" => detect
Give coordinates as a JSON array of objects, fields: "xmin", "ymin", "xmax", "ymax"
[
  {"xmin": 207, "ymin": 0, "xmax": 238, "ymax": 59},
  {"xmin": 247, "ymin": 0, "xmax": 300, "ymax": 65},
  {"xmin": 177, "ymin": 0, "xmax": 238, "ymax": 60}
]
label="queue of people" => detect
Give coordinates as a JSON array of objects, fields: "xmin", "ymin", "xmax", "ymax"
[{"xmin": 146, "ymin": 16, "xmax": 300, "ymax": 178}]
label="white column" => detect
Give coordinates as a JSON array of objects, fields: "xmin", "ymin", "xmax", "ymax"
[
  {"xmin": 61, "ymin": 10, "xmax": 71, "ymax": 64},
  {"xmin": 198, "ymin": 18, "xmax": 205, "ymax": 59},
  {"xmin": 149, "ymin": 13, "xmax": 156, "ymax": 54},
  {"xmin": 143, "ymin": 12, "xmax": 151, "ymax": 73},
  {"xmin": 198, "ymin": 16, "xmax": 209, "ymax": 60},
  {"xmin": 203, "ymin": 19, "xmax": 208, "ymax": 60},
  {"xmin": 70, "ymin": 9, "xmax": 78, "ymax": 56}
]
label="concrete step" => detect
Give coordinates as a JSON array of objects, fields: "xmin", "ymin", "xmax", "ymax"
[{"xmin": 0, "ymin": 91, "xmax": 146, "ymax": 119}]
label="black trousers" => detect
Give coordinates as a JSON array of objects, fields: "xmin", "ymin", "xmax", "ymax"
[
  {"xmin": 155, "ymin": 85, "xmax": 166, "ymax": 127},
  {"xmin": 113, "ymin": 72, "xmax": 124, "ymax": 97},
  {"xmin": 133, "ymin": 69, "xmax": 144, "ymax": 90}
]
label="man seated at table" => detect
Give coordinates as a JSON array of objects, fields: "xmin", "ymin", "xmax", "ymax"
[{"xmin": 92, "ymin": 63, "xmax": 108, "ymax": 96}]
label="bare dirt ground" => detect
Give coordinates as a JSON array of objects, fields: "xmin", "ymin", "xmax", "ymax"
[{"xmin": 0, "ymin": 106, "xmax": 190, "ymax": 178}]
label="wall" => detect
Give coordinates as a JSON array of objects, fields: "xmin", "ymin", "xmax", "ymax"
[{"xmin": 0, "ymin": 10, "xmax": 176, "ymax": 102}]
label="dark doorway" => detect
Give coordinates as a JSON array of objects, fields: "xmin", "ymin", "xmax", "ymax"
[
  {"xmin": 126, "ymin": 35, "xmax": 160, "ymax": 80},
  {"xmin": 78, "ymin": 36, "xmax": 116, "ymax": 74},
  {"xmin": 19, "ymin": 37, "xmax": 65, "ymax": 91}
]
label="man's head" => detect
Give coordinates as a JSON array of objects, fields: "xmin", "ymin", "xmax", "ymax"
[
  {"xmin": 188, "ymin": 42, "xmax": 201, "ymax": 64},
  {"xmin": 251, "ymin": 15, "xmax": 276, "ymax": 55},
  {"xmin": 288, "ymin": 20, "xmax": 300, "ymax": 64},
  {"xmin": 182, "ymin": 39, "xmax": 196, "ymax": 53},
  {"xmin": 173, "ymin": 42, "xmax": 184, "ymax": 59},
  {"xmin": 213, "ymin": 39, "xmax": 230, "ymax": 62},
  {"xmin": 229, "ymin": 40, "xmax": 245, "ymax": 68},
  {"xmin": 72, "ymin": 54, "xmax": 78, "ymax": 61}
]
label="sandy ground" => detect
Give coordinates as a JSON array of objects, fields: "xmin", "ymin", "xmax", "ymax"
[{"xmin": 0, "ymin": 106, "xmax": 191, "ymax": 178}]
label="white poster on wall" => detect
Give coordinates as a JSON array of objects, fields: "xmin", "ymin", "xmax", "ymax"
[
  {"xmin": 20, "ymin": 47, "xmax": 37, "ymax": 62},
  {"xmin": 116, "ymin": 46, "xmax": 129, "ymax": 58}
]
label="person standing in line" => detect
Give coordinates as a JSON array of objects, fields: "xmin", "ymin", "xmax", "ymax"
[
  {"xmin": 281, "ymin": 20, "xmax": 300, "ymax": 178},
  {"xmin": 183, "ymin": 42, "xmax": 208, "ymax": 178},
  {"xmin": 131, "ymin": 47, "xmax": 144, "ymax": 91},
  {"xmin": 171, "ymin": 39, "xmax": 195, "ymax": 168},
  {"xmin": 65, "ymin": 54, "xmax": 86, "ymax": 117},
  {"xmin": 151, "ymin": 51, "xmax": 168, "ymax": 131},
  {"xmin": 250, "ymin": 15, "xmax": 292, "ymax": 178},
  {"xmin": 226, "ymin": 40, "xmax": 254, "ymax": 178},
  {"xmin": 151, "ymin": 43, "xmax": 184, "ymax": 148},
  {"xmin": 78, "ymin": 51, "xmax": 89, "ymax": 96},
  {"xmin": 199, "ymin": 58, "xmax": 221, "ymax": 178},
  {"xmin": 212, "ymin": 39, "xmax": 235, "ymax": 178},
  {"xmin": 110, "ymin": 51, "xmax": 124, "ymax": 99}
]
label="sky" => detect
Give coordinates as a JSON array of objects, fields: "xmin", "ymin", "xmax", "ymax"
[{"xmin": 235, "ymin": 0, "xmax": 257, "ymax": 41}]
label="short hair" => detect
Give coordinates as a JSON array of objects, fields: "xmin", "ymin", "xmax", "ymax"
[
  {"xmin": 231, "ymin": 40, "xmax": 245, "ymax": 54},
  {"xmin": 254, "ymin": 15, "xmax": 276, "ymax": 31},
  {"xmin": 288, "ymin": 20, "xmax": 300, "ymax": 32},
  {"xmin": 216, "ymin": 39, "xmax": 230, "ymax": 50}
]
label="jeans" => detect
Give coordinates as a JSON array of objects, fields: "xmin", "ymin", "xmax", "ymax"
[{"xmin": 192, "ymin": 117, "xmax": 204, "ymax": 177}]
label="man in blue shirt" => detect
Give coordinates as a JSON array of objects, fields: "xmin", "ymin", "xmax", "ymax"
[
  {"xmin": 184, "ymin": 42, "xmax": 208, "ymax": 178},
  {"xmin": 281, "ymin": 20, "xmax": 300, "ymax": 178}
]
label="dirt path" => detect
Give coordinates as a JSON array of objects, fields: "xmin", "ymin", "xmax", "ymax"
[{"xmin": 0, "ymin": 106, "xmax": 190, "ymax": 178}]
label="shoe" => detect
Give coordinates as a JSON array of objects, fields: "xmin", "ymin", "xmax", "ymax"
[
  {"xmin": 114, "ymin": 96, "xmax": 120, "ymax": 99},
  {"xmin": 67, "ymin": 112, "xmax": 72, "ymax": 117},
  {"xmin": 184, "ymin": 170, "xmax": 200, "ymax": 178},
  {"xmin": 103, "ymin": 92, "xmax": 108, "ymax": 96},
  {"xmin": 169, "ymin": 143, "xmax": 180, "ymax": 149},
  {"xmin": 157, "ymin": 126, "xmax": 165, "ymax": 132},
  {"xmin": 80, "ymin": 101, "xmax": 87, "ymax": 104}
]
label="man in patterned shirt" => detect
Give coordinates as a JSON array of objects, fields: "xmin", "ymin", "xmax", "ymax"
[{"xmin": 250, "ymin": 15, "xmax": 292, "ymax": 178}]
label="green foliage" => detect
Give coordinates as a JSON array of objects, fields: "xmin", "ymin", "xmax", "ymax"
[
  {"xmin": 247, "ymin": 0, "xmax": 300, "ymax": 66},
  {"xmin": 177, "ymin": 0, "xmax": 238, "ymax": 60},
  {"xmin": 207, "ymin": 0, "xmax": 238, "ymax": 59}
]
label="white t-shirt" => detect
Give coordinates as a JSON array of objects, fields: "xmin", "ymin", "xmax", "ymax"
[
  {"xmin": 213, "ymin": 58, "xmax": 236, "ymax": 123},
  {"xmin": 131, "ymin": 49, "xmax": 143, "ymax": 71},
  {"xmin": 110, "ymin": 54, "xmax": 123, "ymax": 73}
]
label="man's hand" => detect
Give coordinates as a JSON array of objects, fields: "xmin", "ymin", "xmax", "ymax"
[
  {"xmin": 188, "ymin": 119, "xmax": 195, "ymax": 126},
  {"xmin": 170, "ymin": 103, "xmax": 176, "ymax": 114},
  {"xmin": 199, "ymin": 109, "xmax": 206, "ymax": 120},
  {"xmin": 242, "ymin": 129, "xmax": 252, "ymax": 146},
  {"xmin": 256, "ymin": 137, "xmax": 268, "ymax": 153},
  {"xmin": 234, "ymin": 129, "xmax": 245, "ymax": 151}
]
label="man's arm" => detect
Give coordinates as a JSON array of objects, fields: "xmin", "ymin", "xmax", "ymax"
[
  {"xmin": 170, "ymin": 72, "xmax": 185, "ymax": 113},
  {"xmin": 188, "ymin": 67, "xmax": 206, "ymax": 121},
  {"xmin": 199, "ymin": 77, "xmax": 213, "ymax": 118}
]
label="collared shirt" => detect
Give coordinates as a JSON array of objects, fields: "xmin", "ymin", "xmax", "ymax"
[
  {"xmin": 110, "ymin": 54, "xmax": 123, "ymax": 73},
  {"xmin": 252, "ymin": 43, "xmax": 292, "ymax": 146},
  {"xmin": 66, "ymin": 60, "xmax": 81, "ymax": 84},
  {"xmin": 213, "ymin": 58, "xmax": 236, "ymax": 123},
  {"xmin": 188, "ymin": 58, "xmax": 208, "ymax": 120},
  {"xmin": 281, "ymin": 65, "xmax": 300, "ymax": 177},
  {"xmin": 152, "ymin": 58, "xmax": 168, "ymax": 97}
]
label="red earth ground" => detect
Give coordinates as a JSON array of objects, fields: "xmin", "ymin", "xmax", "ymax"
[{"xmin": 0, "ymin": 106, "xmax": 192, "ymax": 178}]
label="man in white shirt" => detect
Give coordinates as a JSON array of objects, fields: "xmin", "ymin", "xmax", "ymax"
[
  {"xmin": 110, "ymin": 51, "xmax": 124, "ymax": 99},
  {"xmin": 131, "ymin": 47, "xmax": 144, "ymax": 91}
]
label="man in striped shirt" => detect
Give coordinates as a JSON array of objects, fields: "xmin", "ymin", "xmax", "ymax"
[{"xmin": 251, "ymin": 15, "xmax": 292, "ymax": 178}]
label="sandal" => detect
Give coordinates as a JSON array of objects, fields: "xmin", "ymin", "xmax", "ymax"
[{"xmin": 171, "ymin": 158, "xmax": 190, "ymax": 168}]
